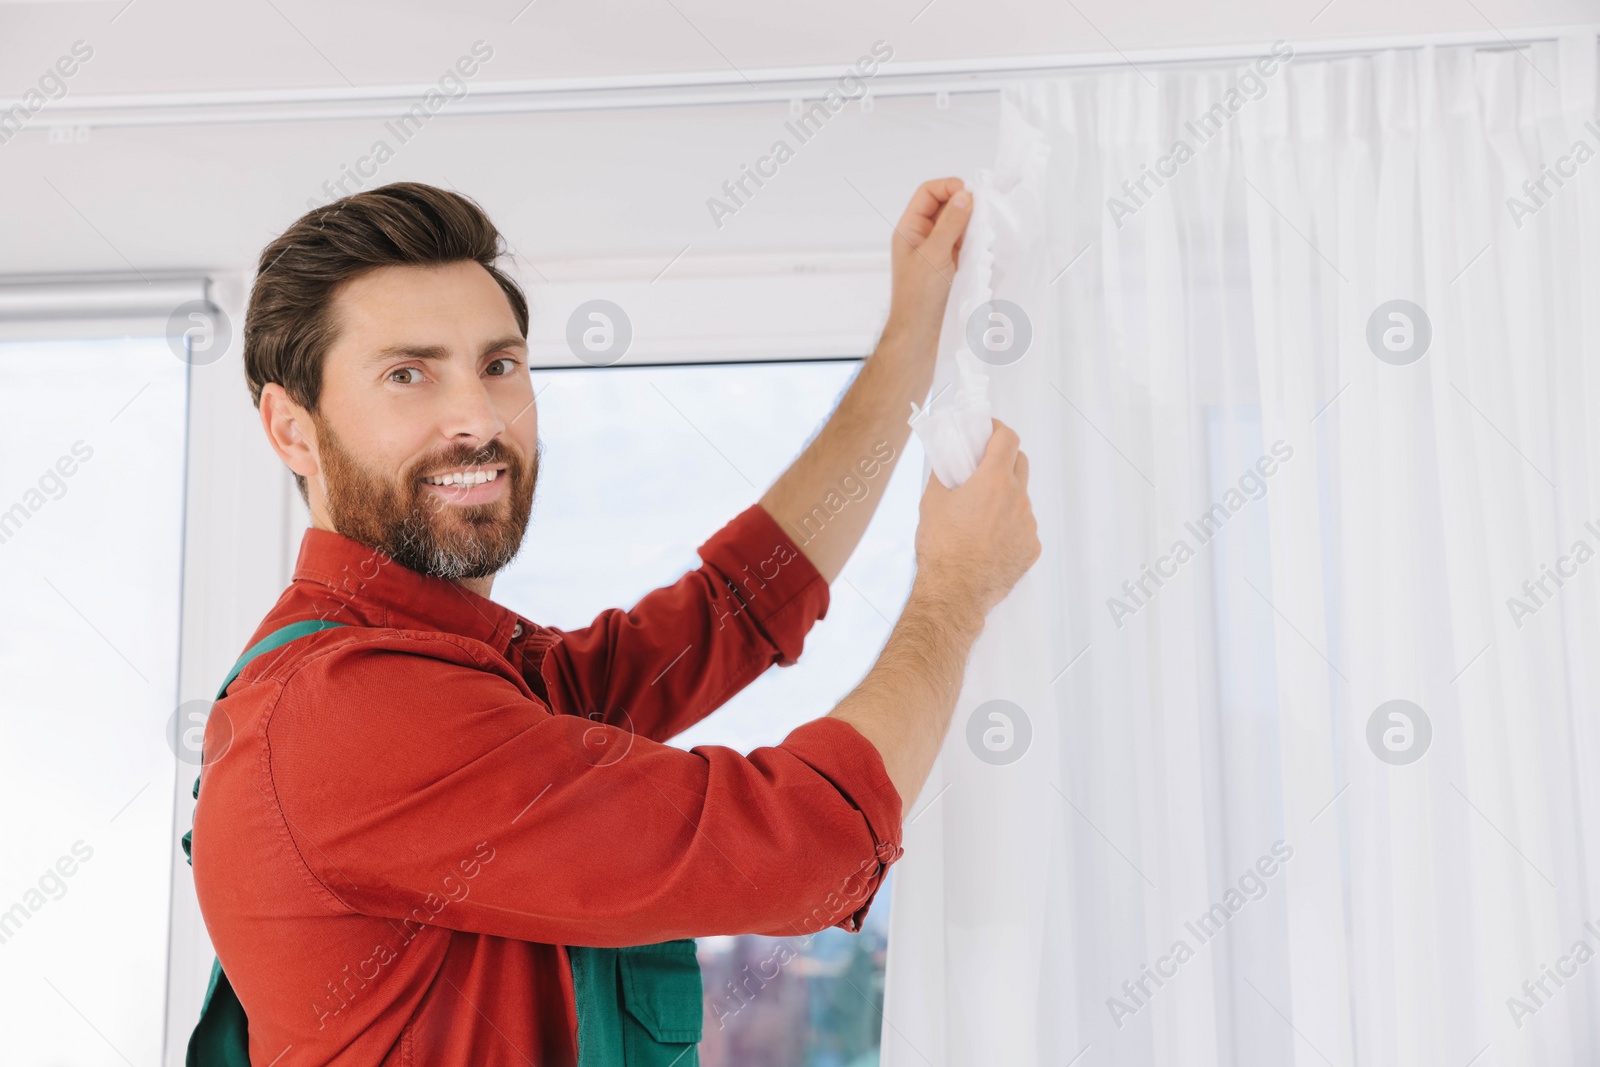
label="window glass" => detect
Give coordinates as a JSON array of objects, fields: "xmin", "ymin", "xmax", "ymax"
[{"xmin": 0, "ymin": 337, "xmax": 188, "ymax": 1067}]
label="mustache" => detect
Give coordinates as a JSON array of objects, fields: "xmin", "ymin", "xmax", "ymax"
[{"xmin": 407, "ymin": 438, "xmax": 520, "ymax": 482}]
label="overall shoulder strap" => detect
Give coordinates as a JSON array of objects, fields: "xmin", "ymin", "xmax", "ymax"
[{"xmin": 214, "ymin": 618, "xmax": 350, "ymax": 700}]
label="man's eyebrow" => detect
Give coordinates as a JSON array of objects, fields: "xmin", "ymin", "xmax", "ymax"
[{"xmin": 366, "ymin": 336, "xmax": 528, "ymax": 365}]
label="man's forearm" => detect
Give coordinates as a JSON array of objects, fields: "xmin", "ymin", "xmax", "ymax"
[
  {"xmin": 759, "ymin": 317, "xmax": 938, "ymax": 584},
  {"xmin": 827, "ymin": 574, "xmax": 983, "ymax": 817}
]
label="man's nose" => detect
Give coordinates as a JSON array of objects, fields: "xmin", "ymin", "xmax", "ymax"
[{"xmin": 438, "ymin": 373, "xmax": 507, "ymax": 447}]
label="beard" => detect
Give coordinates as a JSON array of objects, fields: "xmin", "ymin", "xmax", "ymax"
[{"xmin": 315, "ymin": 417, "xmax": 539, "ymax": 582}]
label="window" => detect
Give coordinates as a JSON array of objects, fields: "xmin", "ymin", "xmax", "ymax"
[
  {"xmin": 0, "ymin": 337, "xmax": 188, "ymax": 1066},
  {"xmin": 496, "ymin": 360, "xmax": 923, "ymax": 1065}
]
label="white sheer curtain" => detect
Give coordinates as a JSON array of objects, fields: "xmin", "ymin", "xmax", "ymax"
[{"xmin": 885, "ymin": 34, "xmax": 1600, "ymax": 1067}]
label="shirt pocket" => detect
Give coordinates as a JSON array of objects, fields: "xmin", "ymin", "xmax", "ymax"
[{"xmin": 618, "ymin": 939, "xmax": 703, "ymax": 1061}]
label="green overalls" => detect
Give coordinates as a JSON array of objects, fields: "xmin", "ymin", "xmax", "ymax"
[{"xmin": 181, "ymin": 620, "xmax": 703, "ymax": 1066}]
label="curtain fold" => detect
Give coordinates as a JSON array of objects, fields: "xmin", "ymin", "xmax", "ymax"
[{"xmin": 885, "ymin": 34, "xmax": 1600, "ymax": 1067}]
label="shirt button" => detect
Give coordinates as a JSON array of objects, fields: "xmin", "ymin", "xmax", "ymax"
[{"xmin": 512, "ymin": 622, "xmax": 523, "ymax": 639}]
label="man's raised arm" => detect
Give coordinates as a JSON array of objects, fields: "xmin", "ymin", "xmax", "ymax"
[{"xmin": 759, "ymin": 178, "xmax": 972, "ymax": 584}]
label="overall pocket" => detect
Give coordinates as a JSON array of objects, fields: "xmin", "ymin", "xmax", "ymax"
[
  {"xmin": 618, "ymin": 939, "xmax": 702, "ymax": 1064},
  {"xmin": 571, "ymin": 940, "xmax": 703, "ymax": 1067}
]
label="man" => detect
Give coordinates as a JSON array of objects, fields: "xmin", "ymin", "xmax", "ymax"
[{"xmin": 190, "ymin": 178, "xmax": 1039, "ymax": 1065}]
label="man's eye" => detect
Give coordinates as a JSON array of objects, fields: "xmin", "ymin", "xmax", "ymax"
[
  {"xmin": 485, "ymin": 357, "xmax": 515, "ymax": 376},
  {"xmin": 389, "ymin": 367, "xmax": 421, "ymax": 384}
]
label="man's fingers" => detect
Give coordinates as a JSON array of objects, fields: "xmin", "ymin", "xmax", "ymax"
[
  {"xmin": 977, "ymin": 420, "xmax": 1021, "ymax": 475},
  {"xmin": 897, "ymin": 177, "xmax": 965, "ymax": 243},
  {"xmin": 922, "ymin": 189, "xmax": 972, "ymax": 264},
  {"xmin": 1014, "ymin": 449, "xmax": 1029, "ymax": 488}
]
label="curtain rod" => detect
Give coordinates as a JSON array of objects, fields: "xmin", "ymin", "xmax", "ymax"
[{"xmin": 35, "ymin": 23, "xmax": 1596, "ymax": 130}]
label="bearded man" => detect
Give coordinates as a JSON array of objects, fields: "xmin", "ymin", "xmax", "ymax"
[{"xmin": 187, "ymin": 179, "xmax": 1038, "ymax": 1066}]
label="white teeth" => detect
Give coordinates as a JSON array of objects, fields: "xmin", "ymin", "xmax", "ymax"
[{"xmin": 425, "ymin": 468, "xmax": 501, "ymax": 487}]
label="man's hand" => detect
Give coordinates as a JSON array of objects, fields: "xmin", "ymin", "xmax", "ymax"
[
  {"xmin": 887, "ymin": 177, "xmax": 973, "ymax": 341},
  {"xmin": 914, "ymin": 420, "xmax": 1041, "ymax": 619}
]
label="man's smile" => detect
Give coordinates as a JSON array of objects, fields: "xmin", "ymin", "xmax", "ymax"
[{"xmin": 420, "ymin": 463, "xmax": 508, "ymax": 505}]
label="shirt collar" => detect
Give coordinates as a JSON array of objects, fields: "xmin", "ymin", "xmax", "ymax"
[{"xmin": 290, "ymin": 526, "xmax": 527, "ymax": 649}]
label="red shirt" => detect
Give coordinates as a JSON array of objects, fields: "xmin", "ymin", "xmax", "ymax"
[{"xmin": 191, "ymin": 504, "xmax": 904, "ymax": 1066}]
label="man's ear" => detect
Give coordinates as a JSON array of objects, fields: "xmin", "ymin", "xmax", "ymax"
[{"xmin": 259, "ymin": 383, "xmax": 321, "ymax": 484}]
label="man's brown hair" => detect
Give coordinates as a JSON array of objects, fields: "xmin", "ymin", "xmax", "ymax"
[{"xmin": 243, "ymin": 180, "xmax": 529, "ymax": 414}]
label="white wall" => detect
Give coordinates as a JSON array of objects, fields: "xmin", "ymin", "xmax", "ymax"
[{"xmin": 0, "ymin": 0, "xmax": 1591, "ymax": 279}]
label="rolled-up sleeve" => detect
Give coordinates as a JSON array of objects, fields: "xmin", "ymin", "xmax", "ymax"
[
  {"xmin": 695, "ymin": 503, "xmax": 830, "ymax": 668},
  {"xmin": 763, "ymin": 717, "xmax": 905, "ymax": 934},
  {"xmin": 537, "ymin": 504, "xmax": 831, "ymax": 743}
]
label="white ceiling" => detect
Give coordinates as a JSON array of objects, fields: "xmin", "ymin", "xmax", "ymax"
[{"xmin": 0, "ymin": 0, "xmax": 1591, "ymax": 277}]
